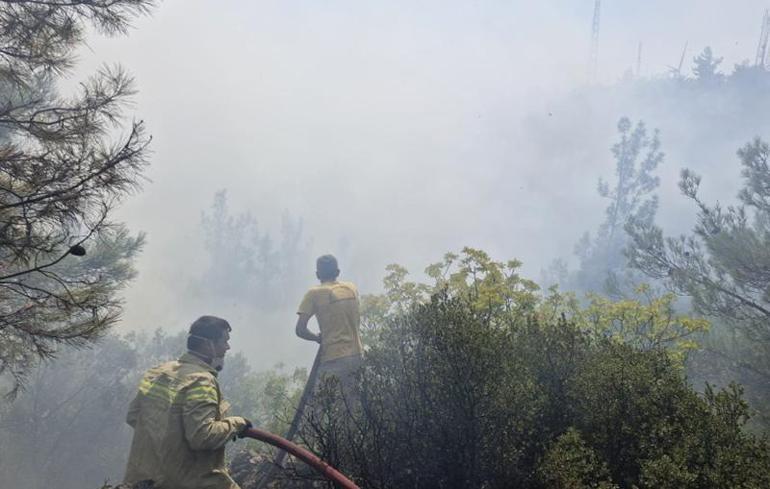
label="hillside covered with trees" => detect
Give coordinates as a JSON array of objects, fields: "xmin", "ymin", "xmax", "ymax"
[{"xmin": 2, "ymin": 2, "xmax": 770, "ymax": 489}]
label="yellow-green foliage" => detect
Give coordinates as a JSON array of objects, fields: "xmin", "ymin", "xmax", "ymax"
[
  {"xmin": 363, "ymin": 248, "xmax": 708, "ymax": 363},
  {"xmin": 426, "ymin": 248, "xmax": 541, "ymax": 318},
  {"xmin": 581, "ymin": 289, "xmax": 709, "ymax": 366},
  {"xmin": 363, "ymin": 247, "xmax": 539, "ymax": 322}
]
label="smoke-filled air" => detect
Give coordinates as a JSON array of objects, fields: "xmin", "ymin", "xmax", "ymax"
[{"xmin": 3, "ymin": 1, "xmax": 770, "ymax": 488}]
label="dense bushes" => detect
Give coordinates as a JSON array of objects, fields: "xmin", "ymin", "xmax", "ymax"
[{"xmin": 302, "ymin": 293, "xmax": 770, "ymax": 489}]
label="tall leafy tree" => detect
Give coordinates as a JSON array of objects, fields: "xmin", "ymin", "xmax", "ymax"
[
  {"xmin": 0, "ymin": 0, "xmax": 155, "ymax": 396},
  {"xmin": 568, "ymin": 117, "xmax": 663, "ymax": 295},
  {"xmin": 196, "ymin": 190, "xmax": 310, "ymax": 311},
  {"xmin": 692, "ymin": 46, "xmax": 724, "ymax": 84}
]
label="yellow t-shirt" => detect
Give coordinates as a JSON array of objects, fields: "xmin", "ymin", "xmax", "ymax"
[{"xmin": 297, "ymin": 281, "xmax": 363, "ymax": 363}]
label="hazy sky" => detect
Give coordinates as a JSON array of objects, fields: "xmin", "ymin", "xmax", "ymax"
[{"xmin": 67, "ymin": 0, "xmax": 770, "ymax": 368}]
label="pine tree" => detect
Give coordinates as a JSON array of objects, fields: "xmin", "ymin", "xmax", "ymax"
[
  {"xmin": 0, "ymin": 0, "xmax": 155, "ymax": 396},
  {"xmin": 572, "ymin": 117, "xmax": 663, "ymax": 295},
  {"xmin": 626, "ymin": 138, "xmax": 770, "ymax": 424}
]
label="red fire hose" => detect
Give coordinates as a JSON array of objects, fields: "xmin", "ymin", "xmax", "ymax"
[{"xmin": 242, "ymin": 426, "xmax": 360, "ymax": 489}]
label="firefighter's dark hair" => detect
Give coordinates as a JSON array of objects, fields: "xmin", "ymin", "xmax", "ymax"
[
  {"xmin": 187, "ymin": 315, "xmax": 231, "ymax": 351},
  {"xmin": 316, "ymin": 254, "xmax": 339, "ymax": 281}
]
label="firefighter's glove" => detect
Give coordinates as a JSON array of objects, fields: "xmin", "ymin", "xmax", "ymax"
[
  {"xmin": 235, "ymin": 417, "xmax": 253, "ymax": 440},
  {"xmin": 238, "ymin": 419, "xmax": 253, "ymax": 438},
  {"xmin": 226, "ymin": 416, "xmax": 251, "ymax": 442}
]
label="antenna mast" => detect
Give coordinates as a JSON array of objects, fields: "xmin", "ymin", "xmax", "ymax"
[
  {"xmin": 677, "ymin": 41, "xmax": 688, "ymax": 76},
  {"xmin": 756, "ymin": 9, "xmax": 770, "ymax": 68},
  {"xmin": 589, "ymin": 0, "xmax": 601, "ymax": 82}
]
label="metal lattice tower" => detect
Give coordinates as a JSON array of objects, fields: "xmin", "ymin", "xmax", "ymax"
[
  {"xmin": 756, "ymin": 9, "xmax": 770, "ymax": 68},
  {"xmin": 589, "ymin": 0, "xmax": 601, "ymax": 82}
]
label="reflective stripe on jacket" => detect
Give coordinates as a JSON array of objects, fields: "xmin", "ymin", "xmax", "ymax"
[{"xmin": 124, "ymin": 352, "xmax": 248, "ymax": 489}]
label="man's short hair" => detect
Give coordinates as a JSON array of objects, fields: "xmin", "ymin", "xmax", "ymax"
[
  {"xmin": 187, "ymin": 315, "xmax": 231, "ymax": 351},
  {"xmin": 316, "ymin": 254, "xmax": 339, "ymax": 281}
]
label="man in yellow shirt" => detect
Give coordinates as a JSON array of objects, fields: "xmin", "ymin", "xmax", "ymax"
[
  {"xmin": 124, "ymin": 316, "xmax": 251, "ymax": 489},
  {"xmin": 296, "ymin": 255, "xmax": 363, "ymax": 398}
]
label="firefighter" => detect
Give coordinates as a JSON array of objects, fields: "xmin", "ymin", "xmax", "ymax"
[
  {"xmin": 124, "ymin": 316, "xmax": 251, "ymax": 489},
  {"xmin": 295, "ymin": 254, "xmax": 363, "ymax": 399}
]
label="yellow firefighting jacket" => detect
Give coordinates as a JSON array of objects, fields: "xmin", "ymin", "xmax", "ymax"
[{"xmin": 124, "ymin": 352, "xmax": 249, "ymax": 489}]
